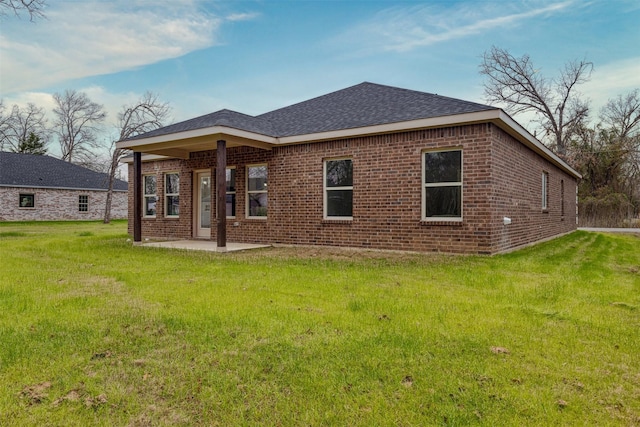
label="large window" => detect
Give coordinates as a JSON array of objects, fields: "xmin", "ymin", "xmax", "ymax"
[
  {"xmin": 143, "ymin": 175, "xmax": 157, "ymax": 217},
  {"xmin": 226, "ymin": 167, "xmax": 236, "ymax": 217},
  {"xmin": 19, "ymin": 193, "xmax": 35, "ymax": 208},
  {"xmin": 324, "ymin": 158, "xmax": 353, "ymax": 219},
  {"xmin": 423, "ymin": 149, "xmax": 462, "ymax": 221},
  {"xmin": 78, "ymin": 195, "xmax": 89, "ymax": 212},
  {"xmin": 247, "ymin": 165, "xmax": 267, "ymax": 218},
  {"xmin": 165, "ymin": 173, "xmax": 179, "ymax": 217},
  {"xmin": 542, "ymin": 172, "xmax": 549, "ymax": 210}
]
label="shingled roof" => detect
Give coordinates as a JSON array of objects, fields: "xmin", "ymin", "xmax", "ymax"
[
  {"xmin": 257, "ymin": 82, "xmax": 497, "ymax": 137},
  {"xmin": 126, "ymin": 82, "xmax": 497, "ymax": 141},
  {"xmin": 0, "ymin": 152, "xmax": 128, "ymax": 191}
]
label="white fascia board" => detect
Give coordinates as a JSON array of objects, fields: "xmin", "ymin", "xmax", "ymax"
[
  {"xmin": 277, "ymin": 109, "xmax": 581, "ymax": 180},
  {"xmin": 495, "ymin": 110, "xmax": 581, "ymax": 179},
  {"xmin": 120, "ymin": 153, "xmax": 172, "ymax": 164},
  {"xmin": 116, "ymin": 125, "xmax": 277, "ymax": 150},
  {"xmin": 276, "ymin": 110, "xmax": 504, "ymax": 145}
]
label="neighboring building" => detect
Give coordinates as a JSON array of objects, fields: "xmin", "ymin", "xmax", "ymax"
[
  {"xmin": 117, "ymin": 82, "xmax": 580, "ymax": 254},
  {"xmin": 0, "ymin": 152, "xmax": 128, "ymax": 221}
]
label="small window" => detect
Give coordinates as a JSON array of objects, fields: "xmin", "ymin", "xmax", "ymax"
[
  {"xmin": 78, "ymin": 195, "xmax": 89, "ymax": 212},
  {"xmin": 247, "ymin": 165, "xmax": 267, "ymax": 218},
  {"xmin": 324, "ymin": 158, "xmax": 353, "ymax": 219},
  {"xmin": 561, "ymin": 179, "xmax": 565, "ymax": 216},
  {"xmin": 19, "ymin": 193, "xmax": 35, "ymax": 208},
  {"xmin": 226, "ymin": 167, "xmax": 236, "ymax": 217},
  {"xmin": 542, "ymin": 172, "xmax": 549, "ymax": 210},
  {"xmin": 423, "ymin": 149, "xmax": 462, "ymax": 221},
  {"xmin": 165, "ymin": 173, "xmax": 179, "ymax": 217},
  {"xmin": 143, "ymin": 175, "xmax": 157, "ymax": 217}
]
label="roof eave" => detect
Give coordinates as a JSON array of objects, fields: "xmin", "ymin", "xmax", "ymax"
[
  {"xmin": 492, "ymin": 110, "xmax": 581, "ymax": 179},
  {"xmin": 116, "ymin": 125, "xmax": 277, "ymax": 158},
  {"xmin": 115, "ymin": 109, "xmax": 580, "ymax": 180},
  {"xmin": 276, "ymin": 109, "xmax": 580, "ymax": 179}
]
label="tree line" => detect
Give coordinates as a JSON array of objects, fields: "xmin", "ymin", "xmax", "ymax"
[
  {"xmin": 0, "ymin": 91, "xmax": 171, "ymax": 223},
  {"xmin": 481, "ymin": 46, "xmax": 640, "ymax": 226}
]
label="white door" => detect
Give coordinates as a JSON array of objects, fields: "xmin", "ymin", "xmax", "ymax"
[{"xmin": 196, "ymin": 172, "xmax": 211, "ymax": 238}]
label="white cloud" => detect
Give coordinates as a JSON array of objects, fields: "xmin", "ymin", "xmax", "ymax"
[
  {"xmin": 0, "ymin": 1, "xmax": 225, "ymax": 94},
  {"xmin": 226, "ymin": 12, "xmax": 260, "ymax": 22},
  {"xmin": 583, "ymin": 57, "xmax": 640, "ymax": 111},
  {"xmin": 334, "ymin": 1, "xmax": 574, "ymax": 54}
]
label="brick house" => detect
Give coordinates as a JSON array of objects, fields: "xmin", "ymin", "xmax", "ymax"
[
  {"xmin": 0, "ymin": 151, "xmax": 128, "ymax": 221},
  {"xmin": 117, "ymin": 82, "xmax": 580, "ymax": 254}
]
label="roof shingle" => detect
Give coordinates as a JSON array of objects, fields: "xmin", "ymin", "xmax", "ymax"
[
  {"xmin": 125, "ymin": 82, "xmax": 497, "ymax": 141},
  {"xmin": 0, "ymin": 152, "xmax": 128, "ymax": 191}
]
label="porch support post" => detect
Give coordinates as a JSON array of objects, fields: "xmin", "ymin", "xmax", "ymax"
[
  {"xmin": 216, "ymin": 140, "xmax": 227, "ymax": 252},
  {"xmin": 133, "ymin": 151, "xmax": 142, "ymax": 243}
]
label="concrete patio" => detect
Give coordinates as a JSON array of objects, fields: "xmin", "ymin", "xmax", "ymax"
[{"xmin": 140, "ymin": 240, "xmax": 270, "ymax": 253}]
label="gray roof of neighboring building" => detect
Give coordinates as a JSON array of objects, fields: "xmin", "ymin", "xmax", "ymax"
[
  {"xmin": 126, "ymin": 82, "xmax": 497, "ymax": 141},
  {"xmin": 0, "ymin": 152, "xmax": 128, "ymax": 191}
]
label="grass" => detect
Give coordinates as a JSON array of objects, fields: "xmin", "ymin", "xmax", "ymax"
[{"xmin": 0, "ymin": 221, "xmax": 639, "ymax": 426}]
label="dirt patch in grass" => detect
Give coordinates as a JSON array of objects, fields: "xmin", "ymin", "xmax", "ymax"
[
  {"xmin": 19, "ymin": 381, "xmax": 52, "ymax": 405},
  {"xmin": 237, "ymin": 245, "xmax": 456, "ymax": 264}
]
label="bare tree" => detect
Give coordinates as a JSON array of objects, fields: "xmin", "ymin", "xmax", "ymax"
[
  {"xmin": 0, "ymin": 101, "xmax": 11, "ymax": 150},
  {"xmin": 568, "ymin": 89, "xmax": 640, "ymax": 226},
  {"xmin": 0, "ymin": 102, "xmax": 49, "ymax": 153},
  {"xmin": 480, "ymin": 46, "xmax": 593, "ymax": 155},
  {"xmin": 52, "ymin": 90, "xmax": 106, "ymax": 165},
  {"xmin": 103, "ymin": 92, "xmax": 170, "ymax": 223},
  {"xmin": 600, "ymin": 89, "xmax": 640, "ymax": 138},
  {"xmin": 0, "ymin": 0, "xmax": 46, "ymax": 21}
]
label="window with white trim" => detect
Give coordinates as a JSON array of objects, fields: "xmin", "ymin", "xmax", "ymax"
[
  {"xmin": 561, "ymin": 179, "xmax": 565, "ymax": 216},
  {"xmin": 143, "ymin": 174, "xmax": 157, "ymax": 217},
  {"xmin": 423, "ymin": 149, "xmax": 462, "ymax": 220},
  {"xmin": 226, "ymin": 167, "xmax": 236, "ymax": 217},
  {"xmin": 165, "ymin": 172, "xmax": 179, "ymax": 217},
  {"xmin": 324, "ymin": 158, "xmax": 353, "ymax": 219},
  {"xmin": 78, "ymin": 195, "xmax": 89, "ymax": 212},
  {"xmin": 247, "ymin": 165, "xmax": 267, "ymax": 218},
  {"xmin": 542, "ymin": 172, "xmax": 549, "ymax": 210},
  {"xmin": 19, "ymin": 193, "xmax": 35, "ymax": 208}
]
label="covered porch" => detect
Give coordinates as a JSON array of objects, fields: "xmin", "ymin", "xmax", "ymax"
[{"xmin": 116, "ymin": 113, "xmax": 278, "ymax": 252}]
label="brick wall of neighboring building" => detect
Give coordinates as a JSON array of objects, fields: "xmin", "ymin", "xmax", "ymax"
[
  {"xmin": 128, "ymin": 123, "xmax": 578, "ymax": 254},
  {"xmin": 0, "ymin": 187, "xmax": 128, "ymax": 221}
]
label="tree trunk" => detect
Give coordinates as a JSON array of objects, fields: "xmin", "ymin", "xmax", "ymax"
[{"xmin": 103, "ymin": 148, "xmax": 120, "ymax": 224}]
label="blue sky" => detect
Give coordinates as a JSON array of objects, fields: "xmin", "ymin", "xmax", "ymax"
[{"xmin": 1, "ymin": 0, "xmax": 639, "ymax": 156}]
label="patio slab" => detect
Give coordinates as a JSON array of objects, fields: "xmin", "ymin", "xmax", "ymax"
[{"xmin": 140, "ymin": 240, "xmax": 270, "ymax": 252}]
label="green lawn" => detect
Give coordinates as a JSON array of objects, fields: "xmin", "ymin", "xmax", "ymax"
[{"xmin": 0, "ymin": 221, "xmax": 638, "ymax": 426}]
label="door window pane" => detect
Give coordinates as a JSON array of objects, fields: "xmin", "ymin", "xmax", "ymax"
[{"xmin": 200, "ymin": 175, "xmax": 211, "ymax": 228}]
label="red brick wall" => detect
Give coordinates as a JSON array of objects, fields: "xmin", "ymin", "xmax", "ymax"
[
  {"xmin": 489, "ymin": 126, "xmax": 578, "ymax": 252},
  {"xmin": 128, "ymin": 123, "xmax": 578, "ymax": 254}
]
